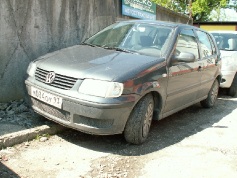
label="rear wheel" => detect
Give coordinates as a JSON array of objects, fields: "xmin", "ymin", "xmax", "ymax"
[
  {"xmin": 124, "ymin": 94, "xmax": 154, "ymax": 144},
  {"xmin": 227, "ymin": 74, "xmax": 237, "ymax": 97},
  {"xmin": 200, "ymin": 79, "xmax": 219, "ymax": 108}
]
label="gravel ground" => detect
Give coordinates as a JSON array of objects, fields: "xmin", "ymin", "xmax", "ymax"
[
  {"xmin": 0, "ymin": 100, "xmax": 51, "ymax": 136},
  {"xmin": 0, "ymin": 92, "xmax": 237, "ymax": 178}
]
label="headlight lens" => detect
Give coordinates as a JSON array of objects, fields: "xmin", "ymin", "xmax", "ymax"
[
  {"xmin": 26, "ymin": 62, "xmax": 37, "ymax": 77},
  {"xmin": 79, "ymin": 79, "xmax": 123, "ymax": 98}
]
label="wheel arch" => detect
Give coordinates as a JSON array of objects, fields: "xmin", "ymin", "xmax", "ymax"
[
  {"xmin": 133, "ymin": 90, "xmax": 163, "ymax": 120},
  {"xmin": 150, "ymin": 91, "xmax": 163, "ymax": 120}
]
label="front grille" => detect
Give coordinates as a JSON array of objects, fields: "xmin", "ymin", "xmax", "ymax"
[
  {"xmin": 31, "ymin": 98, "xmax": 70, "ymax": 122},
  {"xmin": 35, "ymin": 68, "xmax": 78, "ymax": 90}
]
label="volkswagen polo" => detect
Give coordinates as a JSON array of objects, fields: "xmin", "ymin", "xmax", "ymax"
[{"xmin": 25, "ymin": 20, "xmax": 221, "ymax": 144}]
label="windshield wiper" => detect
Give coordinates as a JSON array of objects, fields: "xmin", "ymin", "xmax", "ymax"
[
  {"xmin": 81, "ymin": 42, "xmax": 98, "ymax": 48},
  {"xmin": 221, "ymin": 49, "xmax": 236, "ymax": 51},
  {"xmin": 102, "ymin": 46, "xmax": 136, "ymax": 54}
]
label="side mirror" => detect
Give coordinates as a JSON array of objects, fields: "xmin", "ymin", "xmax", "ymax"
[{"xmin": 172, "ymin": 52, "xmax": 195, "ymax": 65}]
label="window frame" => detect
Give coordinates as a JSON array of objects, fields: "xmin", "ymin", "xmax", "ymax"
[
  {"xmin": 195, "ymin": 30, "xmax": 215, "ymax": 59},
  {"xmin": 174, "ymin": 28, "xmax": 200, "ymax": 62}
]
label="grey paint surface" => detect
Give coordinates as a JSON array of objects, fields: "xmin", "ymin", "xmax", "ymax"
[{"xmin": 0, "ymin": 0, "xmax": 190, "ymax": 102}]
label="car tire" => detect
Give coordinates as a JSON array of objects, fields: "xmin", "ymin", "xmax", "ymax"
[
  {"xmin": 200, "ymin": 79, "xmax": 219, "ymax": 108},
  {"xmin": 124, "ymin": 94, "xmax": 154, "ymax": 144},
  {"xmin": 227, "ymin": 74, "xmax": 237, "ymax": 97}
]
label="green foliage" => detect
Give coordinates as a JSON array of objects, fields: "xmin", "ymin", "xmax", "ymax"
[
  {"xmin": 227, "ymin": 0, "xmax": 237, "ymax": 11},
  {"xmin": 152, "ymin": 0, "xmax": 229, "ymax": 21}
]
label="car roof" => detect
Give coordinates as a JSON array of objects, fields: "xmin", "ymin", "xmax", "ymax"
[
  {"xmin": 209, "ymin": 31, "xmax": 237, "ymax": 34},
  {"xmin": 117, "ymin": 19, "xmax": 196, "ymax": 29}
]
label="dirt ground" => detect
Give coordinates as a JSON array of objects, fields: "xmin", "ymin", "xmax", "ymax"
[{"xmin": 1, "ymin": 92, "xmax": 237, "ymax": 178}]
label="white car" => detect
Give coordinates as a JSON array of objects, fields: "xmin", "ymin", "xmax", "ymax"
[{"xmin": 210, "ymin": 31, "xmax": 237, "ymax": 96}]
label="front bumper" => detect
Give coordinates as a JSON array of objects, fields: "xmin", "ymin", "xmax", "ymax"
[
  {"xmin": 220, "ymin": 71, "xmax": 236, "ymax": 88},
  {"xmin": 25, "ymin": 81, "xmax": 136, "ymax": 135}
]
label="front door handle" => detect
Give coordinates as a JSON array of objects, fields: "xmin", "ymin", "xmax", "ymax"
[{"xmin": 198, "ymin": 66, "xmax": 203, "ymax": 72}]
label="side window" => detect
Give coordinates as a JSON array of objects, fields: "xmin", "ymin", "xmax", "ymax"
[
  {"xmin": 175, "ymin": 29, "xmax": 199, "ymax": 60},
  {"xmin": 196, "ymin": 31, "xmax": 213, "ymax": 58},
  {"xmin": 208, "ymin": 35, "xmax": 217, "ymax": 54}
]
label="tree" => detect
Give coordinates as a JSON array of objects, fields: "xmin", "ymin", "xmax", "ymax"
[
  {"xmin": 227, "ymin": 0, "xmax": 237, "ymax": 11},
  {"xmin": 152, "ymin": 0, "xmax": 229, "ymax": 21}
]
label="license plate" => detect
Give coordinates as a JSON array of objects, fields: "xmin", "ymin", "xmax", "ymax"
[{"xmin": 30, "ymin": 87, "xmax": 62, "ymax": 108}]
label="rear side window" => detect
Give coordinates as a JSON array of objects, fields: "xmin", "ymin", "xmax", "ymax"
[
  {"xmin": 196, "ymin": 31, "xmax": 214, "ymax": 58},
  {"xmin": 208, "ymin": 35, "xmax": 217, "ymax": 54},
  {"xmin": 175, "ymin": 29, "xmax": 199, "ymax": 60}
]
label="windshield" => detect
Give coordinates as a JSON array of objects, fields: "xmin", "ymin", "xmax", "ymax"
[
  {"xmin": 84, "ymin": 22, "xmax": 173, "ymax": 57},
  {"xmin": 211, "ymin": 33, "xmax": 237, "ymax": 51}
]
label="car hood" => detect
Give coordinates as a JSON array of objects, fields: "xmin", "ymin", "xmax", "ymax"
[
  {"xmin": 35, "ymin": 45, "xmax": 163, "ymax": 81},
  {"xmin": 220, "ymin": 50, "xmax": 237, "ymax": 57}
]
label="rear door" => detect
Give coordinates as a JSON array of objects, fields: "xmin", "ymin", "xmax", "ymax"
[
  {"xmin": 164, "ymin": 29, "xmax": 202, "ymax": 114},
  {"xmin": 195, "ymin": 30, "xmax": 219, "ymax": 99}
]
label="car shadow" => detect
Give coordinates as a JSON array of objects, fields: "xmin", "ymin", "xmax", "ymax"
[
  {"xmin": 0, "ymin": 162, "xmax": 20, "ymax": 178},
  {"xmin": 57, "ymin": 93, "xmax": 237, "ymax": 156}
]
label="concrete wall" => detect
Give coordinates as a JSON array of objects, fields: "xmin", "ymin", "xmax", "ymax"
[
  {"xmin": 0, "ymin": 0, "xmax": 190, "ymax": 102},
  {"xmin": 156, "ymin": 5, "xmax": 192, "ymax": 24}
]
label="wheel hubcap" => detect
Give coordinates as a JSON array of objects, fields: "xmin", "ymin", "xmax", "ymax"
[
  {"xmin": 210, "ymin": 82, "xmax": 218, "ymax": 104},
  {"xmin": 142, "ymin": 102, "xmax": 154, "ymax": 138}
]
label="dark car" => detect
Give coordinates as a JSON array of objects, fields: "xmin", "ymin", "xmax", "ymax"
[{"xmin": 25, "ymin": 20, "xmax": 221, "ymax": 144}]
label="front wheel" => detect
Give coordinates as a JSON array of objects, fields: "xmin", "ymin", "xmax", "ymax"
[
  {"xmin": 200, "ymin": 79, "xmax": 219, "ymax": 108},
  {"xmin": 124, "ymin": 94, "xmax": 154, "ymax": 144}
]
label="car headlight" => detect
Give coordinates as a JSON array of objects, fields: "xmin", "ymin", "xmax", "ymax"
[
  {"xmin": 79, "ymin": 79, "xmax": 124, "ymax": 98},
  {"xmin": 26, "ymin": 62, "xmax": 37, "ymax": 77}
]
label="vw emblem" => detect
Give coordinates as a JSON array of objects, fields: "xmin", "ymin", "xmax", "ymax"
[{"xmin": 45, "ymin": 71, "xmax": 56, "ymax": 84}]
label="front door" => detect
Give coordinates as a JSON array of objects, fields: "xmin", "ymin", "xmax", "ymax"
[{"xmin": 164, "ymin": 29, "xmax": 202, "ymax": 114}]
